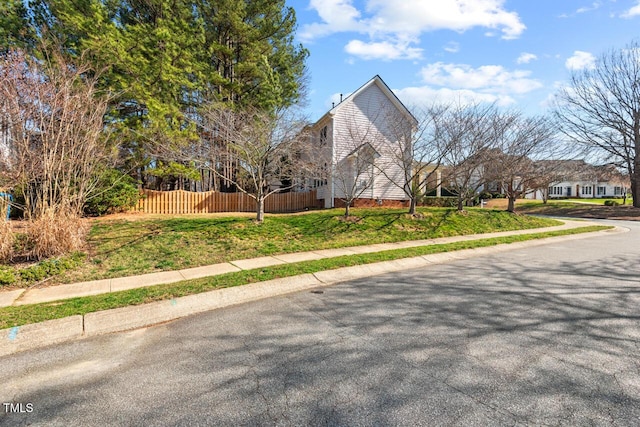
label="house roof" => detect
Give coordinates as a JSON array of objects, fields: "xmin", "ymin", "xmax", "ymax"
[
  {"xmin": 535, "ymin": 159, "xmax": 627, "ymax": 182},
  {"xmin": 313, "ymin": 75, "xmax": 418, "ymax": 128}
]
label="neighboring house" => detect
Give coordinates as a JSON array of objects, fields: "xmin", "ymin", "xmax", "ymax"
[
  {"xmin": 308, "ymin": 75, "xmax": 417, "ymax": 208},
  {"xmin": 525, "ymin": 160, "xmax": 630, "ymax": 200}
]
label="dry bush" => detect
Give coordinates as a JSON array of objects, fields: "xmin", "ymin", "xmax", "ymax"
[
  {"xmin": 0, "ymin": 220, "xmax": 15, "ymax": 262},
  {"xmin": 25, "ymin": 211, "xmax": 88, "ymax": 260}
]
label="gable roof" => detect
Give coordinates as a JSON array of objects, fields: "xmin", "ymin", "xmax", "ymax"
[{"xmin": 314, "ymin": 75, "xmax": 418, "ymax": 128}]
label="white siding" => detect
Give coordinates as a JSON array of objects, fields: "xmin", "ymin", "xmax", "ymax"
[
  {"xmin": 542, "ymin": 181, "xmax": 625, "ymax": 199},
  {"xmin": 331, "ymin": 82, "xmax": 410, "ymax": 201},
  {"xmin": 310, "ymin": 118, "xmax": 333, "ymax": 206}
]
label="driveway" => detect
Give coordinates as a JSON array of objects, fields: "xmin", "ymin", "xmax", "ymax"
[{"xmin": 1, "ymin": 220, "xmax": 640, "ymax": 426}]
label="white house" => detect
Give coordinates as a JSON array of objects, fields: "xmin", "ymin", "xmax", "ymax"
[
  {"xmin": 525, "ymin": 160, "xmax": 630, "ymax": 200},
  {"xmin": 308, "ymin": 75, "xmax": 417, "ymax": 208}
]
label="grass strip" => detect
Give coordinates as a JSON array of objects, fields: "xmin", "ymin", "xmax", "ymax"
[{"xmin": 0, "ymin": 225, "xmax": 611, "ymax": 329}]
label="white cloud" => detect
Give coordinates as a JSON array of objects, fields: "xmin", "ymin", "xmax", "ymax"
[
  {"xmin": 390, "ymin": 60, "xmax": 544, "ymax": 110},
  {"xmin": 443, "ymin": 42, "xmax": 460, "ymax": 53},
  {"xmin": 344, "ymin": 39, "xmax": 423, "ymax": 61},
  {"xmin": 565, "ymin": 51, "xmax": 596, "ymax": 70},
  {"xmin": 517, "ymin": 52, "xmax": 538, "ymax": 64},
  {"xmin": 361, "ymin": 0, "xmax": 526, "ymax": 40},
  {"xmin": 300, "ymin": 0, "xmax": 526, "ymax": 60},
  {"xmin": 576, "ymin": 2, "xmax": 601, "ymax": 14},
  {"xmin": 559, "ymin": 2, "xmax": 602, "ymax": 18},
  {"xmin": 299, "ymin": 0, "xmax": 363, "ymax": 40},
  {"xmin": 420, "ymin": 62, "xmax": 543, "ymax": 94},
  {"xmin": 621, "ymin": 1, "xmax": 640, "ymax": 18},
  {"xmin": 394, "ymin": 85, "xmax": 516, "ymax": 108}
]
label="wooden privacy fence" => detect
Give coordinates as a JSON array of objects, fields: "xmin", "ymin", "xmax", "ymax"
[{"xmin": 136, "ymin": 189, "xmax": 320, "ymax": 214}]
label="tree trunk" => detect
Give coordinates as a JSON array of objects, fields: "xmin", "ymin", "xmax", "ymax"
[
  {"xmin": 457, "ymin": 197, "xmax": 464, "ymax": 212},
  {"xmin": 256, "ymin": 197, "xmax": 265, "ymax": 222},
  {"xmin": 345, "ymin": 202, "xmax": 351, "ymax": 218},
  {"xmin": 507, "ymin": 196, "xmax": 516, "ymax": 213},
  {"xmin": 633, "ymin": 167, "xmax": 640, "ymax": 208},
  {"xmin": 408, "ymin": 197, "xmax": 417, "ymax": 215}
]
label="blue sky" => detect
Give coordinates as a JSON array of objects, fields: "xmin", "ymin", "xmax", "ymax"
[{"xmin": 287, "ymin": 0, "xmax": 640, "ymax": 121}]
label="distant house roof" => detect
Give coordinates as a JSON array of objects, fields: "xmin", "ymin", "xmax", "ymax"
[{"xmin": 535, "ymin": 159, "xmax": 625, "ymax": 181}]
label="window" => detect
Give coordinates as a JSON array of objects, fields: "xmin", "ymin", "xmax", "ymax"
[
  {"xmin": 319, "ymin": 126, "xmax": 328, "ymax": 146},
  {"xmin": 582, "ymin": 186, "xmax": 592, "ymax": 195},
  {"xmin": 548, "ymin": 186, "xmax": 563, "ymax": 196},
  {"xmin": 614, "ymin": 186, "xmax": 623, "ymax": 195},
  {"xmin": 597, "ymin": 186, "xmax": 606, "ymax": 196}
]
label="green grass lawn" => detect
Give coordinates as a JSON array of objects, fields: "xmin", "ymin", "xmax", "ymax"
[
  {"xmin": 0, "ymin": 224, "xmax": 611, "ymax": 329},
  {"xmin": 3, "ymin": 207, "xmax": 560, "ymax": 287}
]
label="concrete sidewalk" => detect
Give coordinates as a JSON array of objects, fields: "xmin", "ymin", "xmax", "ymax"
[
  {"xmin": 0, "ymin": 219, "xmax": 597, "ymax": 308},
  {"xmin": 1, "ymin": 219, "xmax": 626, "ymax": 357}
]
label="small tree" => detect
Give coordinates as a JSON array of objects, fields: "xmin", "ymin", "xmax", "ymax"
[
  {"xmin": 484, "ymin": 112, "xmax": 560, "ymax": 212},
  {"xmin": 333, "ymin": 143, "xmax": 380, "ymax": 218},
  {"xmin": 439, "ymin": 103, "xmax": 498, "ymax": 211},
  {"xmin": 0, "ymin": 49, "xmax": 110, "ymax": 219},
  {"xmin": 529, "ymin": 160, "xmax": 569, "ymax": 203},
  {"xmin": 190, "ymin": 104, "xmax": 317, "ymax": 222},
  {"xmin": 0, "ymin": 48, "xmax": 111, "ymax": 258},
  {"xmin": 377, "ymin": 103, "xmax": 452, "ymax": 215}
]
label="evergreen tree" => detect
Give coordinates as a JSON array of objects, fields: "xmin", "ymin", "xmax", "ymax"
[{"xmin": 4, "ymin": 0, "xmax": 308, "ymax": 189}]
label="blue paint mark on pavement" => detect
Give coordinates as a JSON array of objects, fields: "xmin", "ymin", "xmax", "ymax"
[
  {"xmin": 8, "ymin": 327, "xmax": 19, "ymax": 341},
  {"xmin": 170, "ymin": 299, "xmax": 177, "ymax": 306}
]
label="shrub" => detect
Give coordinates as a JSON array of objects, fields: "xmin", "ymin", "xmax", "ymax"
[
  {"xmin": 25, "ymin": 210, "xmax": 88, "ymax": 260},
  {"xmin": 0, "ymin": 219, "xmax": 14, "ymax": 262},
  {"xmin": 18, "ymin": 252, "xmax": 85, "ymax": 283},
  {"xmin": 604, "ymin": 200, "xmax": 620, "ymax": 206},
  {"xmin": 0, "ymin": 266, "xmax": 16, "ymax": 286},
  {"xmin": 84, "ymin": 169, "xmax": 140, "ymax": 216}
]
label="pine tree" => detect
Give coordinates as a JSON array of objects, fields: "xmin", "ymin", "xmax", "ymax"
[{"xmin": 4, "ymin": 0, "xmax": 309, "ymax": 190}]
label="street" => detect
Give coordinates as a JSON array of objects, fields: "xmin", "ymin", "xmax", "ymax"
[{"xmin": 2, "ymin": 220, "xmax": 640, "ymax": 426}]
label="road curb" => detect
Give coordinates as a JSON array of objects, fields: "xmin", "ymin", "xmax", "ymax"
[
  {"xmin": 83, "ymin": 274, "xmax": 321, "ymax": 336},
  {"xmin": 0, "ymin": 226, "xmax": 624, "ymax": 357},
  {"xmin": 0, "ymin": 316, "xmax": 84, "ymax": 357}
]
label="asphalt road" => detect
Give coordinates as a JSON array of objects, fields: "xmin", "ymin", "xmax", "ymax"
[{"xmin": 2, "ymin": 220, "xmax": 640, "ymax": 426}]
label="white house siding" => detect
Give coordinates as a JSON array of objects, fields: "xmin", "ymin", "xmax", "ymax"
[
  {"xmin": 309, "ymin": 117, "xmax": 333, "ymax": 207},
  {"xmin": 330, "ymin": 81, "xmax": 409, "ymax": 202},
  {"xmin": 525, "ymin": 181, "xmax": 627, "ymax": 199}
]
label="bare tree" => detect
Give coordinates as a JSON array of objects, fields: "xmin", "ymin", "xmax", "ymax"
[
  {"xmin": 0, "ymin": 49, "xmax": 110, "ymax": 218},
  {"xmin": 376, "ymin": 103, "xmax": 452, "ymax": 215},
  {"xmin": 439, "ymin": 102, "xmax": 498, "ymax": 211},
  {"xmin": 554, "ymin": 40, "xmax": 640, "ymax": 208},
  {"xmin": 189, "ymin": 104, "xmax": 318, "ymax": 222},
  {"xmin": 0, "ymin": 49, "xmax": 112, "ymax": 258},
  {"xmin": 528, "ymin": 160, "xmax": 570, "ymax": 203},
  {"xmin": 484, "ymin": 112, "xmax": 560, "ymax": 212}
]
